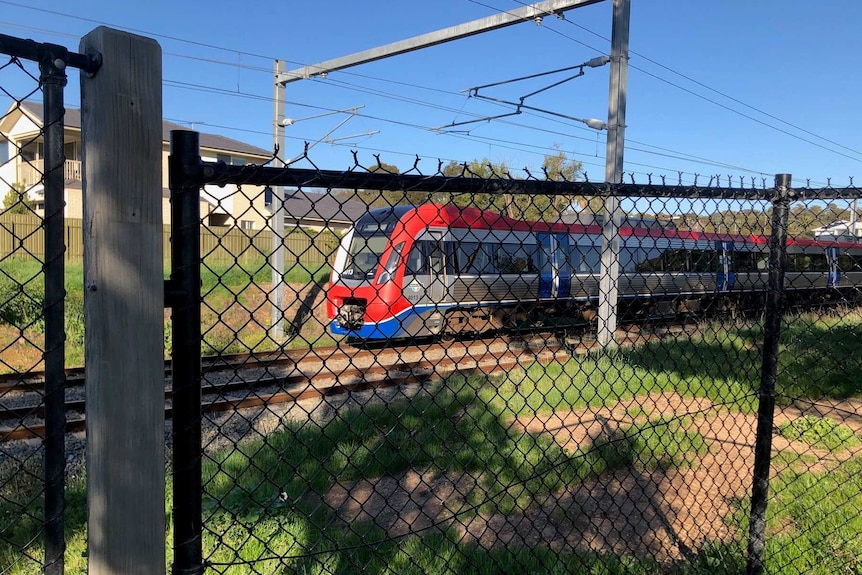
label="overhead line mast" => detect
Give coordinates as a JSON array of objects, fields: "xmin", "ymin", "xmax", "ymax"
[{"xmin": 271, "ymin": 0, "xmax": 626, "ymax": 350}]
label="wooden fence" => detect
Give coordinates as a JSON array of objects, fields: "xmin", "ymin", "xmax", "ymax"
[{"xmin": 0, "ymin": 214, "xmax": 340, "ymax": 266}]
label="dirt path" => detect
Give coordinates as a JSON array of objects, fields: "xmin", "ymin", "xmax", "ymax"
[{"xmin": 325, "ymin": 392, "xmax": 862, "ymax": 565}]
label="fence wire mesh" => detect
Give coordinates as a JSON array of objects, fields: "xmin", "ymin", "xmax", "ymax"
[
  {"xmin": 0, "ymin": 47, "xmax": 67, "ymax": 575},
  {"xmin": 167, "ymin": 144, "xmax": 862, "ymax": 575}
]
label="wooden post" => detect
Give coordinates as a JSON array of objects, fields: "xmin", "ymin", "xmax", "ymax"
[{"xmin": 80, "ymin": 27, "xmax": 165, "ymax": 575}]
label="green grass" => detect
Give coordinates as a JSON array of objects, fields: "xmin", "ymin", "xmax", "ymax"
[
  {"xmin": 731, "ymin": 456, "xmax": 862, "ymax": 575},
  {"xmin": 2, "ymin": 312, "xmax": 861, "ymax": 574},
  {"xmin": 777, "ymin": 415, "xmax": 860, "ymax": 451},
  {"xmin": 0, "ymin": 257, "xmax": 334, "ymax": 370},
  {"xmin": 196, "ymin": 374, "xmax": 717, "ymax": 574}
]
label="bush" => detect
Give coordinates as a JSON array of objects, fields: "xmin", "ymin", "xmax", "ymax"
[{"xmin": 0, "ymin": 274, "xmax": 44, "ymax": 329}]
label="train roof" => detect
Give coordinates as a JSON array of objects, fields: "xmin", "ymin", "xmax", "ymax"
[{"xmin": 389, "ymin": 204, "xmax": 862, "ymax": 252}]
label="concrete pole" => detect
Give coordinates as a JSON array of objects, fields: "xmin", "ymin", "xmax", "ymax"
[
  {"xmin": 271, "ymin": 60, "xmax": 286, "ymax": 340},
  {"xmin": 596, "ymin": 0, "xmax": 630, "ymax": 348}
]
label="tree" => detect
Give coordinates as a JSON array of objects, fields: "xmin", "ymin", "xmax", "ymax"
[
  {"xmin": 539, "ymin": 146, "xmax": 593, "ymax": 216},
  {"xmin": 2, "ymin": 184, "xmax": 32, "ymax": 215},
  {"xmin": 439, "ymin": 150, "xmax": 587, "ymax": 222},
  {"xmin": 333, "ymin": 161, "xmax": 412, "ymax": 208}
]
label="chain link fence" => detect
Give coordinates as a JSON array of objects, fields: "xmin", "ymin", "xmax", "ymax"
[
  {"xmin": 2, "ymin": 30, "xmax": 860, "ymax": 574},
  {"xmin": 1, "ymin": 37, "xmax": 68, "ymax": 575},
  {"xmin": 167, "ymin": 134, "xmax": 862, "ymax": 575}
]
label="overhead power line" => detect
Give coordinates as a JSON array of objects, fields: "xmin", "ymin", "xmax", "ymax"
[
  {"xmin": 500, "ymin": 0, "xmax": 862, "ymax": 162},
  {"xmin": 2, "ymin": 0, "xmax": 825, "ymax": 181}
]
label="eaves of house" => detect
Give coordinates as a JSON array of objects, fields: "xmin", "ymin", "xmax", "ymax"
[{"xmin": 5, "ymin": 100, "xmax": 271, "ymax": 159}]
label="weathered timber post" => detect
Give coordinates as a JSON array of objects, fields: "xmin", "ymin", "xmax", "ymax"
[{"xmin": 80, "ymin": 27, "xmax": 165, "ymax": 575}]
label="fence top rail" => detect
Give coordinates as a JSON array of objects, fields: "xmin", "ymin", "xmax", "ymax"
[
  {"xmin": 195, "ymin": 162, "xmax": 862, "ymax": 202},
  {"xmin": 0, "ymin": 32, "xmax": 100, "ymax": 73},
  {"xmin": 168, "ymin": 132, "xmax": 861, "ymax": 201}
]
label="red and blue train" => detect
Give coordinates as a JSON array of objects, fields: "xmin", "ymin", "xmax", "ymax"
[{"xmin": 326, "ymin": 204, "xmax": 862, "ymax": 341}]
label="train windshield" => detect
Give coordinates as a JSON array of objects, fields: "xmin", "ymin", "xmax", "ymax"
[{"xmin": 342, "ymin": 234, "xmax": 390, "ymax": 280}]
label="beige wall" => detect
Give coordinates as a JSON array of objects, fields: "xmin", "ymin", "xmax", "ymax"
[{"xmin": 17, "ymin": 132, "xmax": 269, "ymax": 230}]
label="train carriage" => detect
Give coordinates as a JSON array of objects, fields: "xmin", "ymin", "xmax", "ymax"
[{"xmin": 326, "ymin": 204, "xmax": 862, "ymax": 342}]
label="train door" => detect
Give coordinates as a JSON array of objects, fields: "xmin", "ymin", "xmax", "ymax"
[
  {"xmin": 716, "ymin": 241, "xmax": 735, "ymax": 292},
  {"xmin": 427, "ymin": 232, "xmax": 447, "ymax": 303},
  {"xmin": 538, "ymin": 233, "xmax": 554, "ymax": 298},
  {"xmin": 554, "ymin": 233, "xmax": 571, "ymax": 298},
  {"xmin": 827, "ymin": 246, "xmax": 840, "ymax": 287},
  {"xmin": 537, "ymin": 233, "xmax": 571, "ymax": 298}
]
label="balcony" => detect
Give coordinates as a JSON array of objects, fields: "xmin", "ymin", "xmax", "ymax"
[{"xmin": 16, "ymin": 159, "xmax": 82, "ymax": 188}]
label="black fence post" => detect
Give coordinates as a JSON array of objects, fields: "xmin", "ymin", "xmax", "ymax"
[
  {"xmin": 168, "ymin": 130, "xmax": 204, "ymax": 575},
  {"xmin": 746, "ymin": 173, "xmax": 791, "ymax": 575},
  {"xmin": 39, "ymin": 49, "xmax": 67, "ymax": 575}
]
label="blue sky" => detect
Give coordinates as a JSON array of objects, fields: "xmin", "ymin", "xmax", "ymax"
[{"xmin": 2, "ymin": 0, "xmax": 861, "ymax": 190}]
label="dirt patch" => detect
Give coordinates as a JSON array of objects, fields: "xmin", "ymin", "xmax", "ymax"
[{"xmin": 324, "ymin": 392, "xmax": 862, "ymax": 565}]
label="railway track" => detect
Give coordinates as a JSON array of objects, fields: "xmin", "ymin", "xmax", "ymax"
[{"xmin": 0, "ymin": 325, "xmax": 682, "ymax": 443}]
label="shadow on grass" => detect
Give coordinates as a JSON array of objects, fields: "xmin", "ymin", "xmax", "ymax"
[
  {"xmin": 620, "ymin": 313, "xmax": 862, "ymax": 410},
  {"xmin": 284, "ymin": 270, "xmax": 329, "ymax": 342},
  {"xmin": 773, "ymin": 317, "xmax": 862, "ymax": 400},
  {"xmin": 200, "ymin": 377, "xmax": 745, "ymax": 574}
]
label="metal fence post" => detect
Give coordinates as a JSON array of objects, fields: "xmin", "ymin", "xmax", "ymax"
[
  {"xmin": 168, "ymin": 130, "xmax": 204, "ymax": 575},
  {"xmin": 80, "ymin": 26, "xmax": 165, "ymax": 575},
  {"xmin": 39, "ymin": 44, "xmax": 68, "ymax": 575},
  {"xmin": 746, "ymin": 173, "xmax": 791, "ymax": 575}
]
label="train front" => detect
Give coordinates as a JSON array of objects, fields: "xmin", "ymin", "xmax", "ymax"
[{"xmin": 326, "ymin": 205, "xmax": 419, "ymax": 340}]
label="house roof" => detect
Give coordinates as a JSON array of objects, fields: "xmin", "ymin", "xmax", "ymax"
[
  {"xmin": 13, "ymin": 101, "xmax": 270, "ymax": 158},
  {"xmin": 283, "ymin": 190, "xmax": 367, "ymax": 225}
]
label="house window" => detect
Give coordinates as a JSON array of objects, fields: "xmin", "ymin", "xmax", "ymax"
[
  {"xmin": 216, "ymin": 153, "xmax": 247, "ymax": 166},
  {"xmin": 0, "ymin": 140, "xmax": 8, "ymax": 164},
  {"xmin": 21, "ymin": 140, "xmax": 43, "ymax": 161},
  {"xmin": 208, "ymin": 213, "xmax": 230, "ymax": 227},
  {"xmin": 240, "ymin": 220, "xmax": 254, "ymax": 230}
]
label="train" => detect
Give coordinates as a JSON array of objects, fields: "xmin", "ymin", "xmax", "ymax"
[{"xmin": 325, "ymin": 204, "xmax": 862, "ymax": 341}]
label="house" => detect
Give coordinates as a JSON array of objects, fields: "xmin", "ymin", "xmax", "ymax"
[
  {"xmin": 0, "ymin": 101, "xmax": 274, "ymax": 230},
  {"xmin": 811, "ymin": 220, "xmax": 862, "ymax": 242},
  {"xmin": 278, "ymin": 189, "xmax": 368, "ymax": 234}
]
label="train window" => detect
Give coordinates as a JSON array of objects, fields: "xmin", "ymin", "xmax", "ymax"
[
  {"xmin": 343, "ymin": 234, "xmax": 390, "ymax": 280},
  {"xmin": 566, "ymin": 245, "xmax": 581, "ymax": 272},
  {"xmin": 456, "ymin": 242, "xmax": 493, "ymax": 274},
  {"xmin": 786, "ymin": 254, "xmax": 809, "ymax": 272},
  {"xmin": 428, "ymin": 242, "xmax": 445, "ymax": 275},
  {"xmin": 406, "ymin": 241, "xmax": 428, "ymax": 275},
  {"xmin": 618, "ymin": 247, "xmax": 639, "ymax": 272},
  {"xmin": 786, "ymin": 253, "xmax": 828, "ymax": 272},
  {"xmin": 734, "ymin": 251, "xmax": 768, "ymax": 272},
  {"xmin": 663, "ymin": 249, "xmax": 690, "ymax": 272},
  {"xmin": 838, "ymin": 254, "xmax": 862, "ymax": 272},
  {"xmin": 690, "ymin": 250, "xmax": 720, "ymax": 273},
  {"xmin": 496, "ymin": 244, "xmax": 537, "ymax": 274},
  {"xmin": 809, "ymin": 254, "xmax": 828, "ymax": 272},
  {"xmin": 636, "ymin": 248, "xmax": 664, "ymax": 272},
  {"xmin": 579, "ymin": 246, "xmax": 600, "ymax": 274}
]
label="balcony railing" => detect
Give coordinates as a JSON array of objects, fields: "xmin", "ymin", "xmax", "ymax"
[{"xmin": 16, "ymin": 159, "xmax": 82, "ymax": 188}]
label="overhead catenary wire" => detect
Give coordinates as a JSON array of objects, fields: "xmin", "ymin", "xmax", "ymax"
[
  {"xmin": 507, "ymin": 0, "xmax": 862, "ymax": 159},
  {"xmin": 492, "ymin": 0, "xmax": 862, "ymax": 164},
  {"xmin": 0, "ymin": 0, "xmax": 840, "ymax": 186}
]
